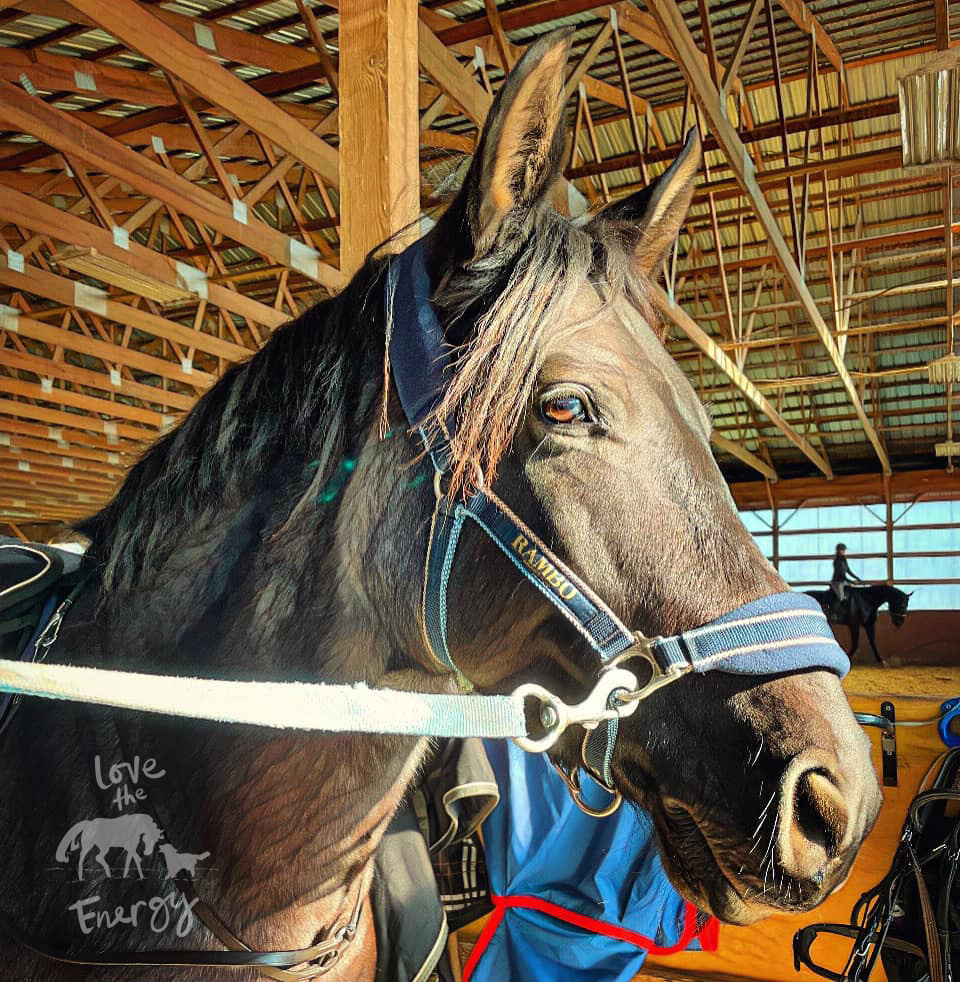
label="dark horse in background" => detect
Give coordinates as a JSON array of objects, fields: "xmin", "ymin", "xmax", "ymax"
[
  {"xmin": 0, "ymin": 33, "xmax": 880, "ymax": 981},
  {"xmin": 807, "ymin": 585, "xmax": 912, "ymax": 665}
]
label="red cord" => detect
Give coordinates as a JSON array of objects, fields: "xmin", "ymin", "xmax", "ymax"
[{"xmin": 462, "ymin": 895, "xmax": 717, "ymax": 981}]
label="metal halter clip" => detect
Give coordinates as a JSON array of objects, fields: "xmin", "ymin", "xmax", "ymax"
[{"xmin": 512, "ymin": 667, "xmax": 640, "ymax": 754}]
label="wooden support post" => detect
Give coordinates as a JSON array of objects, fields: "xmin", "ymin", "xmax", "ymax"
[
  {"xmin": 340, "ymin": 0, "xmax": 420, "ymax": 276},
  {"xmin": 765, "ymin": 479, "xmax": 779, "ymax": 569},
  {"xmin": 883, "ymin": 471, "xmax": 894, "ymax": 583},
  {"xmin": 945, "ymin": 167, "xmax": 955, "ymax": 471}
]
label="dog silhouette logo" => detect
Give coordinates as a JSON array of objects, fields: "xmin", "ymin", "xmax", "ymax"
[
  {"xmin": 55, "ymin": 814, "xmax": 164, "ymax": 881},
  {"xmin": 158, "ymin": 844, "xmax": 210, "ymax": 880}
]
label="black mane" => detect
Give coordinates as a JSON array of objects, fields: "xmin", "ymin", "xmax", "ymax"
[{"xmin": 79, "ymin": 259, "xmax": 390, "ymax": 596}]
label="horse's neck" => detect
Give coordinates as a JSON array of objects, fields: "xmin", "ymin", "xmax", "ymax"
[
  {"xmin": 868, "ymin": 585, "xmax": 893, "ymax": 604},
  {"xmin": 54, "ymin": 428, "xmax": 436, "ymax": 956}
]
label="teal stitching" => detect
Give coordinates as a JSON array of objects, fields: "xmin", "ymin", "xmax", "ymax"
[{"xmin": 436, "ymin": 505, "xmax": 467, "ymax": 673}]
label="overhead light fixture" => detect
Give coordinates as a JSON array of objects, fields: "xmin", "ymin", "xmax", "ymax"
[
  {"xmin": 927, "ymin": 352, "xmax": 960, "ymax": 383},
  {"xmin": 53, "ymin": 246, "xmax": 192, "ymax": 305},
  {"xmin": 899, "ymin": 50, "xmax": 960, "ymax": 166}
]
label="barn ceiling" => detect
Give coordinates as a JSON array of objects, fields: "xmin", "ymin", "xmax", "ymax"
[{"xmin": 0, "ymin": 0, "xmax": 956, "ymax": 530}]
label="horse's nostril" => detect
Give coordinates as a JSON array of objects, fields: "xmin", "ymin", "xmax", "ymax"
[
  {"xmin": 796, "ymin": 771, "xmax": 846, "ymax": 853},
  {"xmin": 778, "ymin": 765, "xmax": 850, "ymax": 886}
]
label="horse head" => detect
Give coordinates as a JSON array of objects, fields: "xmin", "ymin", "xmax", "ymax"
[
  {"xmin": 889, "ymin": 587, "xmax": 912, "ymax": 627},
  {"xmin": 140, "ymin": 819, "xmax": 164, "ymax": 855},
  {"xmin": 395, "ymin": 32, "xmax": 881, "ymax": 926}
]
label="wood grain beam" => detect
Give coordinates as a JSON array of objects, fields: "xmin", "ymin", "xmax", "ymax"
[
  {"xmin": 0, "ymin": 185, "xmax": 286, "ymax": 331},
  {"xmin": 0, "ymin": 258, "xmax": 249, "ymax": 363},
  {"xmin": 339, "ymin": 0, "xmax": 420, "ymax": 276},
  {"xmin": 19, "ymin": 0, "xmax": 321, "ymax": 77},
  {"xmin": 419, "ymin": 18, "xmax": 493, "ymax": 127},
  {"xmin": 0, "ymin": 80, "xmax": 343, "ymax": 291},
  {"xmin": 652, "ymin": 286, "xmax": 832, "ymax": 477},
  {"xmin": 0, "ymin": 376, "xmax": 168, "ymax": 429},
  {"xmin": 0, "ymin": 397, "xmax": 155, "ymax": 442},
  {"xmin": 775, "ymin": 0, "xmax": 845, "ymax": 76},
  {"xmin": 0, "ymin": 415, "xmax": 141, "ymax": 456},
  {"xmin": 711, "ymin": 432, "xmax": 778, "ymax": 481},
  {"xmin": 0, "ymin": 347, "xmax": 197, "ymax": 412},
  {"xmin": 646, "ymin": 0, "xmax": 889, "ymax": 474},
  {"xmin": 2, "ymin": 311, "xmax": 210, "ymax": 390},
  {"xmin": 68, "ymin": 0, "xmax": 340, "ymax": 188},
  {"xmin": 0, "ymin": 47, "xmax": 174, "ymax": 106}
]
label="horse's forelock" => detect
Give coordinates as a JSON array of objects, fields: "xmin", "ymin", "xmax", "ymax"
[{"xmin": 415, "ymin": 207, "xmax": 649, "ymax": 497}]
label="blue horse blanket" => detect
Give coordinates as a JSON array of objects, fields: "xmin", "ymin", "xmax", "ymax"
[{"xmin": 464, "ymin": 741, "xmax": 716, "ymax": 981}]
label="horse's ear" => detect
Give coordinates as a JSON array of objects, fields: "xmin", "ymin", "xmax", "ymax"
[
  {"xmin": 594, "ymin": 127, "xmax": 701, "ymax": 275},
  {"xmin": 456, "ymin": 29, "xmax": 572, "ymax": 257}
]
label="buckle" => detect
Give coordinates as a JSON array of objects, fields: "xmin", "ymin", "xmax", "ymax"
[{"xmin": 550, "ymin": 761, "xmax": 623, "ymax": 818}]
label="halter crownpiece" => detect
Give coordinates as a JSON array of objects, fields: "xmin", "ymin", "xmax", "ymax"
[{"xmin": 386, "ymin": 236, "xmax": 850, "ymax": 795}]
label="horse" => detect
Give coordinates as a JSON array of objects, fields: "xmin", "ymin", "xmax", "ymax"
[
  {"xmin": 0, "ymin": 32, "xmax": 881, "ymax": 981},
  {"xmin": 55, "ymin": 814, "xmax": 164, "ymax": 881},
  {"xmin": 806, "ymin": 584, "xmax": 912, "ymax": 664}
]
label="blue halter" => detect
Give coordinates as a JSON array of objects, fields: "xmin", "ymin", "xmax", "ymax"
[{"xmin": 385, "ymin": 239, "xmax": 848, "ymax": 790}]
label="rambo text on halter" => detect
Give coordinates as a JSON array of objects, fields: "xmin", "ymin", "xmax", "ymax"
[{"xmin": 0, "ymin": 236, "xmax": 851, "ymax": 975}]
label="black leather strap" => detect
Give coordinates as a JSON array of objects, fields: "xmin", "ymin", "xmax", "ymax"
[{"xmin": 0, "ymin": 877, "xmax": 363, "ymax": 979}]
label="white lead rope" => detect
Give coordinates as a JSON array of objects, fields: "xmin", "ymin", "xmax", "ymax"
[{"xmin": 0, "ymin": 659, "xmax": 528, "ymax": 740}]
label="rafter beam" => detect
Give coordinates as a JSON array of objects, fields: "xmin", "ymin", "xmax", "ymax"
[
  {"xmin": 0, "ymin": 347, "xmax": 196, "ymax": 412},
  {"xmin": 418, "ymin": 18, "xmax": 493, "ymax": 126},
  {"xmin": 646, "ymin": 0, "xmax": 890, "ymax": 475},
  {"xmin": 711, "ymin": 433, "xmax": 778, "ymax": 480},
  {"xmin": 652, "ymin": 287, "xmax": 831, "ymax": 477},
  {"xmin": 0, "ymin": 397, "xmax": 155, "ymax": 442},
  {"xmin": 19, "ymin": 0, "xmax": 321, "ymax": 77},
  {"xmin": 0, "ymin": 377, "xmax": 168, "ymax": 429},
  {"xmin": 2, "ymin": 310, "xmax": 210, "ymax": 390},
  {"xmin": 0, "ymin": 415, "xmax": 141, "ymax": 457},
  {"xmin": 0, "ymin": 185, "xmax": 286, "ymax": 331},
  {"xmin": 775, "ymin": 0, "xmax": 845, "ymax": 77},
  {"xmin": 0, "ymin": 80, "xmax": 343, "ymax": 291},
  {"xmin": 68, "ymin": 0, "xmax": 340, "ymax": 189},
  {"xmin": 0, "ymin": 258, "xmax": 248, "ymax": 363}
]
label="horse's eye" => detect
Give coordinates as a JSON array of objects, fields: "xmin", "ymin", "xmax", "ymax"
[{"xmin": 541, "ymin": 394, "xmax": 587, "ymax": 425}]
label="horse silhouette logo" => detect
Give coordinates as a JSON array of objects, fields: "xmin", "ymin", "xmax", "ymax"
[
  {"xmin": 158, "ymin": 844, "xmax": 210, "ymax": 879},
  {"xmin": 55, "ymin": 814, "xmax": 164, "ymax": 881}
]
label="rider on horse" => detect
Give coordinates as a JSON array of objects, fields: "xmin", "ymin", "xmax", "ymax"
[{"xmin": 830, "ymin": 543, "xmax": 862, "ymax": 615}]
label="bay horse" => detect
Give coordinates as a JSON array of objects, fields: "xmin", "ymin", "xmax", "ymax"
[
  {"xmin": 807, "ymin": 584, "xmax": 912, "ymax": 664},
  {"xmin": 0, "ymin": 33, "xmax": 880, "ymax": 981}
]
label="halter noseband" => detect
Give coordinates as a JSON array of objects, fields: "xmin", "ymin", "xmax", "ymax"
[{"xmin": 386, "ymin": 238, "xmax": 849, "ymax": 797}]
